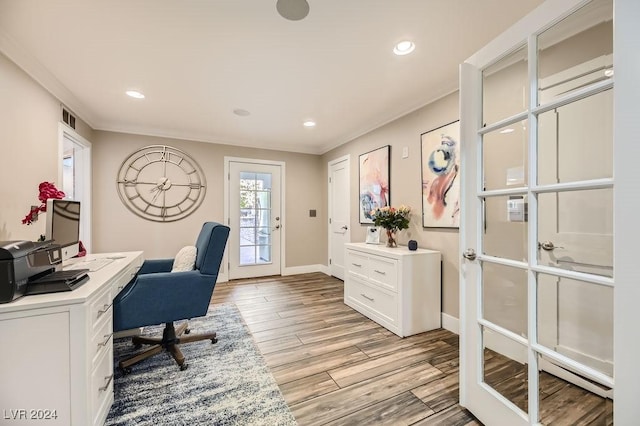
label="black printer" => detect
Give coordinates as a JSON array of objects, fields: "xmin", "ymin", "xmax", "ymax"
[{"xmin": 0, "ymin": 240, "xmax": 63, "ymax": 303}]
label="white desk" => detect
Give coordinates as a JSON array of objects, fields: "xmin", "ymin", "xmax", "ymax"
[{"xmin": 0, "ymin": 251, "xmax": 144, "ymax": 426}]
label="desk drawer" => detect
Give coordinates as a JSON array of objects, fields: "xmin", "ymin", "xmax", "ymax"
[
  {"xmin": 89, "ymin": 287, "xmax": 113, "ymax": 331},
  {"xmin": 346, "ymin": 278, "xmax": 397, "ymax": 326},
  {"xmin": 91, "ymin": 345, "xmax": 114, "ymax": 426},
  {"xmin": 367, "ymin": 255, "xmax": 398, "ymax": 292},
  {"xmin": 346, "ymin": 250, "xmax": 368, "ymax": 280},
  {"xmin": 90, "ymin": 309, "xmax": 113, "ymax": 368}
]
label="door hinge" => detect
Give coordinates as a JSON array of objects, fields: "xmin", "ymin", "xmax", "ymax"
[
  {"xmin": 329, "ymin": 258, "xmax": 332, "ymax": 264},
  {"xmin": 329, "ymin": 218, "xmax": 332, "ymax": 224},
  {"xmin": 227, "ymin": 217, "xmax": 230, "ymax": 225},
  {"xmin": 329, "ymin": 177, "xmax": 332, "ymax": 183},
  {"xmin": 228, "ymin": 172, "xmax": 230, "ymax": 180}
]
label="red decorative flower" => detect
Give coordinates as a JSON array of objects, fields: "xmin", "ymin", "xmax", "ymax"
[{"xmin": 22, "ymin": 181, "xmax": 65, "ymax": 225}]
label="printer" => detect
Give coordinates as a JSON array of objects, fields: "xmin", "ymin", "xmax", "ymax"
[{"xmin": 0, "ymin": 240, "xmax": 62, "ymax": 303}]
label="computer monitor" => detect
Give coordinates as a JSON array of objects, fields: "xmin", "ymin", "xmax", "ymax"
[{"xmin": 45, "ymin": 199, "xmax": 81, "ymax": 261}]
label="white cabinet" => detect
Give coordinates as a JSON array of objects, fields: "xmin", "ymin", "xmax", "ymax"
[
  {"xmin": 344, "ymin": 243, "xmax": 441, "ymax": 337},
  {"xmin": 0, "ymin": 252, "xmax": 143, "ymax": 425}
]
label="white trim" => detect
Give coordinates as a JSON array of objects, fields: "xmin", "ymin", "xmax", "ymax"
[
  {"xmin": 58, "ymin": 123, "xmax": 92, "ymax": 253},
  {"xmin": 216, "ymin": 272, "xmax": 229, "ymax": 284},
  {"xmin": 441, "ymin": 313, "xmax": 459, "ymax": 335},
  {"xmin": 223, "ymin": 157, "xmax": 286, "ymax": 280},
  {"xmin": 282, "ymin": 264, "xmax": 328, "ymax": 276},
  {"xmin": 327, "ymin": 154, "xmax": 351, "ymax": 279}
]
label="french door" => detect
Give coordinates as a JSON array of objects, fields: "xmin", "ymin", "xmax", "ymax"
[
  {"xmin": 459, "ymin": 0, "xmax": 623, "ymax": 423},
  {"xmin": 227, "ymin": 159, "xmax": 283, "ymax": 279}
]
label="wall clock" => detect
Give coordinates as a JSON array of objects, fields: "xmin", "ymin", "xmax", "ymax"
[{"xmin": 116, "ymin": 145, "xmax": 206, "ymax": 222}]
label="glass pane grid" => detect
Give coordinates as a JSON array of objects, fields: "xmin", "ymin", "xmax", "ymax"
[{"xmin": 238, "ymin": 172, "xmax": 273, "ymax": 266}]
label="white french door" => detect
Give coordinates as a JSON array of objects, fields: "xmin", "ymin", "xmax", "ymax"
[
  {"xmin": 459, "ymin": 0, "xmax": 624, "ymax": 424},
  {"xmin": 227, "ymin": 159, "xmax": 283, "ymax": 279}
]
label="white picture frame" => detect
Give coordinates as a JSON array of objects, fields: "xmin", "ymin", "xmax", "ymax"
[{"xmin": 365, "ymin": 226, "xmax": 380, "ymax": 244}]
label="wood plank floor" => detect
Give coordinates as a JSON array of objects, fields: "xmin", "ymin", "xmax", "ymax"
[{"xmin": 210, "ymin": 272, "xmax": 612, "ymax": 425}]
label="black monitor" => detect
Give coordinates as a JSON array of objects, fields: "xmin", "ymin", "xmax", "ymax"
[{"xmin": 45, "ymin": 199, "xmax": 81, "ymax": 261}]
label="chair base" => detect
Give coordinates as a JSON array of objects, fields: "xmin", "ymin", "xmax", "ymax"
[{"xmin": 119, "ymin": 321, "xmax": 217, "ymax": 373}]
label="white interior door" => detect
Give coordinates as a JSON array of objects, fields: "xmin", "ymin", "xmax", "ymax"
[
  {"xmin": 228, "ymin": 160, "xmax": 282, "ymax": 279},
  {"xmin": 460, "ymin": 0, "xmax": 615, "ymax": 424},
  {"xmin": 328, "ymin": 156, "xmax": 350, "ymax": 280}
]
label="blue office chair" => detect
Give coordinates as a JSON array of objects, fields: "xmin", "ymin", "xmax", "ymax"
[{"xmin": 113, "ymin": 222, "xmax": 229, "ymax": 373}]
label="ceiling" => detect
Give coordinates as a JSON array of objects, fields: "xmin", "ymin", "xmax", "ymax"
[{"xmin": 0, "ymin": 0, "xmax": 544, "ymax": 154}]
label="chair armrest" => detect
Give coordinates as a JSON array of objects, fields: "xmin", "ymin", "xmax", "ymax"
[
  {"xmin": 138, "ymin": 259, "xmax": 174, "ymax": 274},
  {"xmin": 113, "ymin": 271, "xmax": 216, "ymax": 331}
]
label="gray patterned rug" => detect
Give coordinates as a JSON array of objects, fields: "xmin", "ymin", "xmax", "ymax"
[{"xmin": 106, "ymin": 303, "xmax": 297, "ymax": 425}]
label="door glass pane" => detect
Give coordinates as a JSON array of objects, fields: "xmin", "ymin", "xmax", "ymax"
[
  {"xmin": 538, "ymin": 90, "xmax": 613, "ymax": 185},
  {"xmin": 538, "ymin": 0, "xmax": 613, "ymax": 105},
  {"xmin": 483, "ymin": 196, "xmax": 528, "ymax": 262},
  {"xmin": 482, "ymin": 327, "xmax": 528, "ymax": 414},
  {"xmin": 537, "ymin": 273, "xmax": 613, "ymax": 377},
  {"xmin": 537, "ymin": 189, "xmax": 613, "ymax": 277},
  {"xmin": 482, "ymin": 45, "xmax": 528, "ymax": 125},
  {"xmin": 482, "ymin": 262, "xmax": 528, "ymax": 337},
  {"xmin": 538, "ymin": 354, "xmax": 613, "ymax": 425},
  {"xmin": 483, "ymin": 120, "xmax": 528, "ymax": 191},
  {"xmin": 238, "ymin": 171, "xmax": 273, "ymax": 266}
]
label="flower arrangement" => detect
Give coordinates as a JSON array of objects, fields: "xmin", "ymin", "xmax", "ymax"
[
  {"xmin": 370, "ymin": 205, "xmax": 411, "ymax": 247},
  {"xmin": 22, "ymin": 181, "xmax": 66, "ymax": 225}
]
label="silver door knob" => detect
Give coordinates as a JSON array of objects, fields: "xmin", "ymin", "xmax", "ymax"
[
  {"xmin": 538, "ymin": 241, "xmax": 563, "ymax": 251},
  {"xmin": 463, "ymin": 248, "xmax": 477, "ymax": 261},
  {"xmin": 341, "ymin": 225, "xmax": 348, "ymax": 230}
]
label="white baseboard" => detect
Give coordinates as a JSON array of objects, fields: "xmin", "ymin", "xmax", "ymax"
[
  {"xmin": 282, "ymin": 264, "xmax": 328, "ymax": 276},
  {"xmin": 441, "ymin": 312, "xmax": 459, "ymax": 334},
  {"xmin": 217, "ymin": 272, "xmax": 229, "ymax": 283}
]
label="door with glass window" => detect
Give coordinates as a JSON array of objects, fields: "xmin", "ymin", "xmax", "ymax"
[
  {"xmin": 228, "ymin": 161, "xmax": 282, "ymax": 279},
  {"xmin": 460, "ymin": 0, "xmax": 615, "ymax": 424}
]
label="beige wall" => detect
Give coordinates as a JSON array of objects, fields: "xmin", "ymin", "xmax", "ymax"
[
  {"xmin": 0, "ymin": 52, "xmax": 93, "ymax": 243},
  {"xmin": 322, "ymin": 92, "xmax": 461, "ymax": 317},
  {"xmin": 92, "ymin": 131, "xmax": 326, "ymax": 268}
]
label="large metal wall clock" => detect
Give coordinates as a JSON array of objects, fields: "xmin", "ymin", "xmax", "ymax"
[{"xmin": 116, "ymin": 145, "xmax": 206, "ymax": 222}]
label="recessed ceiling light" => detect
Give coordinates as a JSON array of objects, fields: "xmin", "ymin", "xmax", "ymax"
[
  {"xmin": 499, "ymin": 128, "xmax": 515, "ymax": 134},
  {"xmin": 604, "ymin": 68, "xmax": 614, "ymax": 77},
  {"xmin": 126, "ymin": 90, "xmax": 145, "ymax": 99},
  {"xmin": 393, "ymin": 40, "xmax": 415, "ymax": 56},
  {"xmin": 303, "ymin": 120, "xmax": 316, "ymax": 128},
  {"xmin": 233, "ymin": 108, "xmax": 251, "ymax": 116}
]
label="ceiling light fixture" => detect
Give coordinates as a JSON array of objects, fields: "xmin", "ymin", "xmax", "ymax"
[
  {"xmin": 303, "ymin": 120, "xmax": 316, "ymax": 127},
  {"xmin": 126, "ymin": 90, "xmax": 145, "ymax": 99},
  {"xmin": 276, "ymin": 0, "xmax": 310, "ymax": 21},
  {"xmin": 393, "ymin": 40, "xmax": 415, "ymax": 56}
]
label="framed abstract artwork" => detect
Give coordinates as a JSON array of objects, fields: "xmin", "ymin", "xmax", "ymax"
[
  {"xmin": 359, "ymin": 145, "xmax": 390, "ymax": 224},
  {"xmin": 421, "ymin": 121, "xmax": 460, "ymax": 228}
]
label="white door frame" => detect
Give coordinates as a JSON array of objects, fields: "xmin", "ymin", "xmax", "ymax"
[
  {"xmin": 58, "ymin": 123, "xmax": 92, "ymax": 253},
  {"xmin": 223, "ymin": 156, "xmax": 286, "ymax": 281},
  {"xmin": 327, "ymin": 154, "xmax": 351, "ymax": 279},
  {"xmin": 460, "ymin": 0, "xmax": 640, "ymax": 423}
]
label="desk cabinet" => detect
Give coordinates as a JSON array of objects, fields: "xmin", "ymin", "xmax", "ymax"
[
  {"xmin": 0, "ymin": 252, "xmax": 143, "ymax": 425},
  {"xmin": 344, "ymin": 243, "xmax": 441, "ymax": 337}
]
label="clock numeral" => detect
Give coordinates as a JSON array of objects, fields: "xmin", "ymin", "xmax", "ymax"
[
  {"xmin": 122, "ymin": 179, "xmax": 137, "ymax": 187},
  {"xmin": 175, "ymin": 156, "xmax": 184, "ymax": 166},
  {"xmin": 189, "ymin": 183, "xmax": 203, "ymax": 190},
  {"xmin": 127, "ymin": 194, "xmax": 140, "ymax": 201},
  {"xmin": 160, "ymin": 207, "xmax": 168, "ymax": 217}
]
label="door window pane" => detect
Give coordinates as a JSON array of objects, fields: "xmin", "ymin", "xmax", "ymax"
[
  {"xmin": 538, "ymin": 0, "xmax": 613, "ymax": 104},
  {"xmin": 483, "ymin": 196, "xmax": 528, "ymax": 262},
  {"xmin": 238, "ymin": 171, "xmax": 273, "ymax": 266},
  {"xmin": 537, "ymin": 89, "xmax": 612, "ymax": 185},
  {"xmin": 483, "ymin": 120, "xmax": 528, "ymax": 191},
  {"xmin": 482, "ymin": 327, "xmax": 528, "ymax": 414},
  {"xmin": 482, "ymin": 46, "xmax": 528, "ymax": 126},
  {"xmin": 482, "ymin": 262, "xmax": 528, "ymax": 337},
  {"xmin": 537, "ymin": 273, "xmax": 613, "ymax": 378}
]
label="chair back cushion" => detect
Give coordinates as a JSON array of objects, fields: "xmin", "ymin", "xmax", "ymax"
[
  {"xmin": 195, "ymin": 222, "xmax": 230, "ymax": 276},
  {"xmin": 171, "ymin": 246, "xmax": 197, "ymax": 272}
]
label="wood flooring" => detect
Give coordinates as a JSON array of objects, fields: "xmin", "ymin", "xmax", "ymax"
[{"xmin": 210, "ymin": 272, "xmax": 612, "ymax": 425}]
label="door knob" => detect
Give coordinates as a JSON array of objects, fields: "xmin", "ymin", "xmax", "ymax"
[
  {"xmin": 538, "ymin": 241, "xmax": 563, "ymax": 251},
  {"xmin": 463, "ymin": 248, "xmax": 477, "ymax": 261},
  {"xmin": 341, "ymin": 225, "xmax": 348, "ymax": 230},
  {"xmin": 273, "ymin": 224, "xmax": 280, "ymax": 230}
]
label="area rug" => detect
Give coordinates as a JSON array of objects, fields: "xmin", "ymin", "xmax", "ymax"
[{"xmin": 106, "ymin": 303, "xmax": 297, "ymax": 426}]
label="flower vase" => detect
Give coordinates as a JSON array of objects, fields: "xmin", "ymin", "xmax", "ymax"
[{"xmin": 385, "ymin": 229, "xmax": 397, "ymax": 248}]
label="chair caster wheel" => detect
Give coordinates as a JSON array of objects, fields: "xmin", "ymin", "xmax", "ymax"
[
  {"xmin": 180, "ymin": 363, "xmax": 188, "ymax": 371},
  {"xmin": 211, "ymin": 338, "xmax": 218, "ymax": 344},
  {"xmin": 184, "ymin": 328, "xmax": 191, "ymax": 334},
  {"xmin": 121, "ymin": 366, "xmax": 132, "ymax": 375}
]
